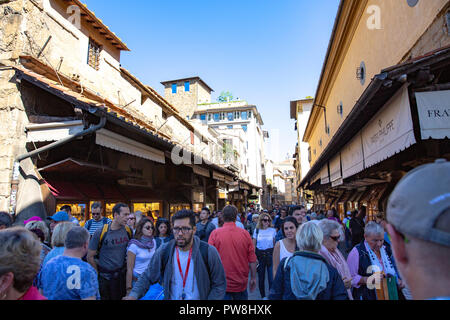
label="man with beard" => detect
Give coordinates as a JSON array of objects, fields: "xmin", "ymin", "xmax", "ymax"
[{"xmin": 123, "ymin": 210, "xmax": 226, "ymax": 300}]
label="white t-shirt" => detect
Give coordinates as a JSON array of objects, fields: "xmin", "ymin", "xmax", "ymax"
[
  {"xmin": 170, "ymin": 249, "xmax": 200, "ymax": 300},
  {"xmin": 253, "ymin": 227, "xmax": 277, "ymax": 250},
  {"xmin": 211, "ymin": 217, "xmax": 219, "ymax": 229},
  {"xmin": 127, "ymin": 241, "xmax": 156, "ymax": 277}
]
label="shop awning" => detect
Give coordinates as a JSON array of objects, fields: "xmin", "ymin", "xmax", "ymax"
[
  {"xmin": 39, "ymin": 158, "xmax": 125, "ymax": 181},
  {"xmin": 329, "ymin": 154, "xmax": 342, "ymax": 187},
  {"xmin": 96, "ymin": 129, "xmax": 166, "ymax": 164},
  {"xmin": 44, "ymin": 179, "xmax": 127, "ymax": 201},
  {"xmin": 212, "ymin": 171, "xmax": 225, "ymax": 182},
  {"xmin": 26, "ymin": 121, "xmax": 85, "ymax": 143},
  {"xmin": 320, "ymin": 165, "xmax": 330, "ymax": 185},
  {"xmin": 191, "ymin": 165, "xmax": 210, "ymax": 178},
  {"xmin": 300, "ymin": 47, "xmax": 450, "ymax": 189},
  {"xmin": 341, "ymin": 133, "xmax": 364, "ymax": 179},
  {"xmin": 45, "ymin": 180, "xmax": 88, "ymax": 200},
  {"xmin": 361, "ymin": 84, "xmax": 416, "ymax": 168}
]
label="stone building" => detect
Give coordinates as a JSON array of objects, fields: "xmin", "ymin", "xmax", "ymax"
[
  {"xmin": 161, "ymin": 77, "xmax": 214, "ymax": 119},
  {"xmin": 0, "ymin": 0, "xmax": 247, "ymax": 223},
  {"xmin": 298, "ymin": 0, "xmax": 450, "ymax": 220}
]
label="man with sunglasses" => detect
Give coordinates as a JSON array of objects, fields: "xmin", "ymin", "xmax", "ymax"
[
  {"xmin": 85, "ymin": 202, "xmax": 111, "ymax": 237},
  {"xmin": 124, "ymin": 210, "xmax": 226, "ymax": 300}
]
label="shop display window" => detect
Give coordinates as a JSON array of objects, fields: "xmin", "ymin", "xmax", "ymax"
[
  {"xmin": 56, "ymin": 203, "xmax": 87, "ymax": 222},
  {"xmin": 133, "ymin": 202, "xmax": 162, "ymax": 221}
]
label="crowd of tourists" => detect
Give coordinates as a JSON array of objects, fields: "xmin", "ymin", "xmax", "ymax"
[{"xmin": 0, "ymin": 159, "xmax": 449, "ymax": 301}]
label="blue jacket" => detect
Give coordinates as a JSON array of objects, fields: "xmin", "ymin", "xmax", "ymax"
[{"xmin": 269, "ymin": 251, "xmax": 348, "ymax": 300}]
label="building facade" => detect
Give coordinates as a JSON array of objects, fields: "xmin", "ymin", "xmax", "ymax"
[
  {"xmin": 290, "ymin": 98, "xmax": 314, "ymax": 205},
  {"xmin": 299, "ymin": 0, "xmax": 450, "ymax": 220},
  {"xmin": 160, "ymin": 79, "xmax": 266, "ymax": 209},
  {"xmin": 0, "ymin": 0, "xmax": 251, "ymax": 223}
]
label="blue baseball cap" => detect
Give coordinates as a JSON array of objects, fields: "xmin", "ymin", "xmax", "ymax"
[{"xmin": 47, "ymin": 211, "xmax": 69, "ymax": 222}]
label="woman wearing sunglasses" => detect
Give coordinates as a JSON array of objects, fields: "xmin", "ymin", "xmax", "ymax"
[
  {"xmin": 252, "ymin": 213, "xmax": 277, "ymax": 300},
  {"xmin": 318, "ymin": 219, "xmax": 353, "ymax": 299},
  {"xmin": 126, "ymin": 217, "xmax": 157, "ymax": 296}
]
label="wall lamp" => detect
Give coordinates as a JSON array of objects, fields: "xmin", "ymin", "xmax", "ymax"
[{"xmin": 314, "ymin": 104, "xmax": 330, "ymax": 135}]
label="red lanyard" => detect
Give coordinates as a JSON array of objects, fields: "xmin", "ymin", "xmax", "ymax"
[{"xmin": 176, "ymin": 247, "xmax": 193, "ymax": 293}]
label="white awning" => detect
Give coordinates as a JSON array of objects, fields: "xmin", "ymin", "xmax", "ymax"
[
  {"xmin": 95, "ymin": 129, "xmax": 165, "ymax": 164},
  {"xmin": 320, "ymin": 165, "xmax": 330, "ymax": 185},
  {"xmin": 26, "ymin": 120, "xmax": 84, "ymax": 142},
  {"xmin": 329, "ymin": 154, "xmax": 342, "ymax": 186},
  {"xmin": 192, "ymin": 165, "xmax": 210, "ymax": 178},
  {"xmin": 362, "ymin": 84, "xmax": 416, "ymax": 168},
  {"xmin": 415, "ymin": 90, "xmax": 450, "ymax": 139},
  {"xmin": 341, "ymin": 133, "xmax": 364, "ymax": 179},
  {"xmin": 212, "ymin": 171, "xmax": 225, "ymax": 182}
]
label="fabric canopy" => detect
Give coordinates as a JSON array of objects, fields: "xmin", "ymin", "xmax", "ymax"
[
  {"xmin": 96, "ymin": 129, "xmax": 166, "ymax": 164},
  {"xmin": 362, "ymin": 85, "xmax": 416, "ymax": 168},
  {"xmin": 341, "ymin": 133, "xmax": 365, "ymax": 179}
]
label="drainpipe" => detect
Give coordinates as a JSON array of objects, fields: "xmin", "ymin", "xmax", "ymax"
[{"xmin": 9, "ymin": 117, "xmax": 107, "ymax": 217}]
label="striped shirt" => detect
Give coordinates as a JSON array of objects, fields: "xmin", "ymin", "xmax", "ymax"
[{"xmin": 85, "ymin": 218, "xmax": 111, "ymax": 236}]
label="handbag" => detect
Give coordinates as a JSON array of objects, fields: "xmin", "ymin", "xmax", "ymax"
[
  {"xmin": 140, "ymin": 283, "xmax": 165, "ymax": 300},
  {"xmin": 376, "ymin": 275, "xmax": 399, "ymax": 300}
]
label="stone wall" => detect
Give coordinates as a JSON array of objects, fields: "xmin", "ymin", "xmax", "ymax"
[
  {"xmin": 405, "ymin": 5, "xmax": 450, "ymax": 61},
  {"xmin": 163, "ymin": 81, "xmax": 198, "ymax": 119}
]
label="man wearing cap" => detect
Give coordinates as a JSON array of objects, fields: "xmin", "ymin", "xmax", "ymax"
[
  {"xmin": 386, "ymin": 159, "xmax": 450, "ymax": 300},
  {"xmin": 47, "ymin": 211, "xmax": 70, "ymax": 233}
]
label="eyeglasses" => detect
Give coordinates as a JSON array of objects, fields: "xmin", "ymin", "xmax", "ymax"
[
  {"xmin": 128, "ymin": 217, "xmax": 136, "ymax": 220},
  {"xmin": 329, "ymin": 236, "xmax": 340, "ymax": 242},
  {"xmin": 262, "ymin": 219, "xmax": 270, "ymax": 222},
  {"xmin": 144, "ymin": 226, "xmax": 153, "ymax": 230},
  {"xmin": 173, "ymin": 227, "xmax": 192, "ymax": 234}
]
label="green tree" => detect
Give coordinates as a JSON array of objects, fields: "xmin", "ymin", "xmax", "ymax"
[{"xmin": 217, "ymin": 91, "xmax": 234, "ymax": 103}]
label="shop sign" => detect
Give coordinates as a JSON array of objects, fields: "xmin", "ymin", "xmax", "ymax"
[{"xmin": 415, "ymin": 90, "xmax": 450, "ymax": 139}]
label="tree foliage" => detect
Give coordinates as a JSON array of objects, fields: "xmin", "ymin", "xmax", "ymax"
[{"xmin": 217, "ymin": 91, "xmax": 234, "ymax": 103}]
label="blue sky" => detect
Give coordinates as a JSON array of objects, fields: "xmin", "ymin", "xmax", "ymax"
[{"xmin": 84, "ymin": 0, "xmax": 340, "ymax": 162}]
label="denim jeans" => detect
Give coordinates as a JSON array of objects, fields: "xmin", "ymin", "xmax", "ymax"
[
  {"xmin": 223, "ymin": 290, "xmax": 248, "ymax": 300},
  {"xmin": 256, "ymin": 251, "xmax": 273, "ymax": 298}
]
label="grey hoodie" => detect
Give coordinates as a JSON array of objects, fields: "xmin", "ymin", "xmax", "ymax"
[
  {"xmin": 129, "ymin": 236, "xmax": 226, "ymax": 300},
  {"xmin": 287, "ymin": 254, "xmax": 330, "ymax": 300}
]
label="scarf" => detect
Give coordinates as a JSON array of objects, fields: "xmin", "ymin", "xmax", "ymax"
[
  {"xmin": 364, "ymin": 241, "xmax": 397, "ymax": 279},
  {"xmin": 128, "ymin": 236, "xmax": 155, "ymax": 251},
  {"xmin": 319, "ymin": 246, "xmax": 353, "ymax": 300}
]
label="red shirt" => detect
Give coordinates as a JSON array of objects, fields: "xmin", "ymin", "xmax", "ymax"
[
  {"xmin": 19, "ymin": 286, "xmax": 47, "ymax": 300},
  {"xmin": 209, "ymin": 222, "xmax": 257, "ymax": 292}
]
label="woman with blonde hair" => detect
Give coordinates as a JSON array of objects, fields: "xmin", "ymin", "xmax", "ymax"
[
  {"xmin": 0, "ymin": 227, "xmax": 47, "ymax": 300},
  {"xmin": 25, "ymin": 220, "xmax": 51, "ymax": 265},
  {"xmin": 42, "ymin": 222, "xmax": 75, "ymax": 267},
  {"xmin": 252, "ymin": 212, "xmax": 277, "ymax": 299}
]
